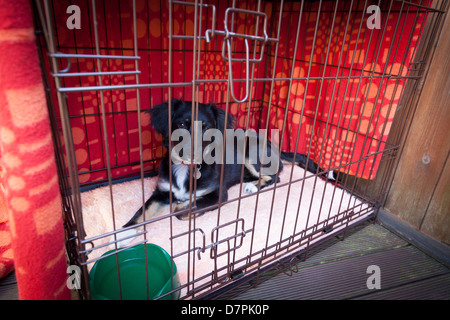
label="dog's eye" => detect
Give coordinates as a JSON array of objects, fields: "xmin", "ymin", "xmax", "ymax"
[{"xmin": 177, "ymin": 121, "xmax": 185, "ymax": 128}]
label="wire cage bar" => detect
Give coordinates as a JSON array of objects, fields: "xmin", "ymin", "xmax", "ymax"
[{"xmin": 33, "ymin": 0, "xmax": 448, "ymax": 299}]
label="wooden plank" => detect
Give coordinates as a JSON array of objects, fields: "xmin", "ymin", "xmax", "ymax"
[
  {"xmin": 234, "ymin": 246, "xmax": 449, "ymax": 300},
  {"xmin": 0, "ymin": 283, "xmax": 19, "ymax": 300},
  {"xmin": 421, "ymin": 152, "xmax": 450, "ymax": 244},
  {"xmin": 0, "ymin": 271, "xmax": 16, "ymax": 286},
  {"xmin": 377, "ymin": 209, "xmax": 450, "ymax": 267},
  {"xmin": 385, "ymin": 10, "xmax": 450, "ymax": 237},
  {"xmin": 0, "ymin": 272, "xmax": 18, "ymax": 300},
  {"xmin": 298, "ymin": 224, "xmax": 407, "ymax": 266},
  {"xmin": 356, "ymin": 273, "xmax": 450, "ymax": 300}
]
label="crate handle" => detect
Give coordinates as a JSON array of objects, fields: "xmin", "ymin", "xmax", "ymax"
[{"xmin": 226, "ymin": 37, "xmax": 250, "ymax": 103}]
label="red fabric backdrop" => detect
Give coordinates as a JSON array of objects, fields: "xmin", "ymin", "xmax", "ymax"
[
  {"xmin": 42, "ymin": 0, "xmax": 428, "ymax": 183},
  {"xmin": 266, "ymin": 1, "xmax": 427, "ymax": 179}
]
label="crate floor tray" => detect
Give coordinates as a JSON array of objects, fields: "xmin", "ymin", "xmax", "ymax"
[{"xmin": 81, "ymin": 164, "xmax": 373, "ymax": 298}]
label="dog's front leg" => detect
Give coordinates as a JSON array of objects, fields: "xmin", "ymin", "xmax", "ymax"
[
  {"xmin": 114, "ymin": 188, "xmax": 170, "ymax": 248},
  {"xmin": 175, "ymin": 189, "xmax": 227, "ymax": 221}
]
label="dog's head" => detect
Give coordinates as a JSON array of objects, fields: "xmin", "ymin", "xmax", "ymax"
[
  {"xmin": 149, "ymin": 99, "xmax": 235, "ymax": 142},
  {"xmin": 149, "ymin": 99, "xmax": 236, "ymax": 163}
]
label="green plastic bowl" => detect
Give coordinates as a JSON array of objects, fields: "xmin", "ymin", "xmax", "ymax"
[{"xmin": 89, "ymin": 244, "xmax": 180, "ymax": 300}]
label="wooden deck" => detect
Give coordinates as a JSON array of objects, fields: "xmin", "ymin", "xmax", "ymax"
[
  {"xmin": 0, "ymin": 270, "xmax": 18, "ymax": 300},
  {"xmin": 226, "ymin": 220, "xmax": 450, "ymax": 300},
  {"xmin": 1, "ymin": 213, "xmax": 449, "ymax": 300}
]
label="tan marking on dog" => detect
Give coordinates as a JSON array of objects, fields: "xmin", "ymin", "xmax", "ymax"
[{"xmin": 244, "ymin": 159, "xmax": 273, "ymax": 188}]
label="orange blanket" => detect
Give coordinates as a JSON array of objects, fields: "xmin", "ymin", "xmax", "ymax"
[{"xmin": 0, "ymin": 0, "xmax": 70, "ymax": 299}]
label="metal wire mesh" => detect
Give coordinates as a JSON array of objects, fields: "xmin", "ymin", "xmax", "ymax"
[{"xmin": 33, "ymin": 0, "xmax": 447, "ymax": 299}]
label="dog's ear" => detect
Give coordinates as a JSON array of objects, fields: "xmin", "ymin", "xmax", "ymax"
[
  {"xmin": 148, "ymin": 102, "xmax": 170, "ymax": 138},
  {"xmin": 210, "ymin": 103, "xmax": 236, "ymax": 131},
  {"xmin": 148, "ymin": 99, "xmax": 183, "ymax": 139}
]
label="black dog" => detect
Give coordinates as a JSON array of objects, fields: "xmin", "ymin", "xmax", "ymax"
[{"xmin": 123, "ymin": 99, "xmax": 319, "ymax": 228}]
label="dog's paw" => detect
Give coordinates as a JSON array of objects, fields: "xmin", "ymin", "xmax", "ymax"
[
  {"xmin": 110, "ymin": 228, "xmax": 138, "ymax": 249},
  {"xmin": 174, "ymin": 201, "xmax": 190, "ymax": 220},
  {"xmin": 174, "ymin": 201, "xmax": 190, "ymax": 212},
  {"xmin": 173, "ymin": 202, "xmax": 207, "ymax": 221},
  {"xmin": 327, "ymin": 170, "xmax": 336, "ymax": 181},
  {"xmin": 175, "ymin": 210, "xmax": 206, "ymax": 221},
  {"xmin": 244, "ymin": 182, "xmax": 258, "ymax": 194}
]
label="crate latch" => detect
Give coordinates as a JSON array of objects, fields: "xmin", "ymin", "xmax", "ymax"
[{"xmin": 168, "ymin": 1, "xmax": 279, "ymax": 103}]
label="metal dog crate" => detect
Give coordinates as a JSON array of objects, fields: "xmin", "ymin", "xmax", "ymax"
[{"xmin": 33, "ymin": 0, "xmax": 447, "ymax": 299}]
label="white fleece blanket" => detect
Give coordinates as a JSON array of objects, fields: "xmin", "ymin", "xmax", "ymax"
[{"xmin": 81, "ymin": 164, "xmax": 371, "ymax": 298}]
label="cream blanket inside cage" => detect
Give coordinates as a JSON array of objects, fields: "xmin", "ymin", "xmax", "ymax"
[{"xmin": 81, "ymin": 164, "xmax": 370, "ymax": 296}]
